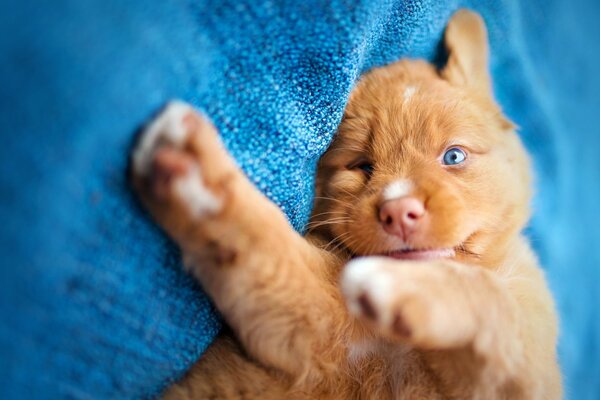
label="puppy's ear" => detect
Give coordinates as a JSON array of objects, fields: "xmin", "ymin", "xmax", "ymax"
[
  {"xmin": 441, "ymin": 10, "xmax": 491, "ymax": 93},
  {"xmin": 441, "ymin": 10, "xmax": 515, "ymax": 130}
]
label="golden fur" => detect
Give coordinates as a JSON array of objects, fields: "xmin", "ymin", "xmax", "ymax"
[{"xmin": 131, "ymin": 10, "xmax": 561, "ymax": 399}]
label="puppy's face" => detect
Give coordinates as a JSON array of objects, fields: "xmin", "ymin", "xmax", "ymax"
[{"xmin": 311, "ymin": 11, "xmax": 532, "ymax": 265}]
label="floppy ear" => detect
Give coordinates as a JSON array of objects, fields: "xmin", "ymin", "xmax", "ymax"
[{"xmin": 441, "ymin": 10, "xmax": 491, "ymax": 93}]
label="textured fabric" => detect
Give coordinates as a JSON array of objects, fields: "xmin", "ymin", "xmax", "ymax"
[{"xmin": 1, "ymin": 0, "xmax": 598, "ymax": 398}]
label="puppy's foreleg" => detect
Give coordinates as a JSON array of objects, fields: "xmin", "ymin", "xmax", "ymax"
[
  {"xmin": 341, "ymin": 257, "xmax": 558, "ymax": 399},
  {"xmin": 132, "ymin": 102, "xmax": 346, "ymax": 384}
]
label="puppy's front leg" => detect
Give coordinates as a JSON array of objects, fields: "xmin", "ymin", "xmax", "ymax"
[
  {"xmin": 341, "ymin": 257, "xmax": 559, "ymax": 399},
  {"xmin": 131, "ymin": 102, "xmax": 345, "ymax": 383}
]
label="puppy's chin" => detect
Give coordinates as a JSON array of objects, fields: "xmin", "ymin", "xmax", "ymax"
[{"xmin": 383, "ymin": 248, "xmax": 456, "ymax": 261}]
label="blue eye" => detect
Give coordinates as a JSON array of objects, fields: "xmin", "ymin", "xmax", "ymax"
[{"xmin": 442, "ymin": 147, "xmax": 467, "ymax": 166}]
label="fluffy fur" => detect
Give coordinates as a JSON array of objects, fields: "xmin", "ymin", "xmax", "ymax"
[{"xmin": 131, "ymin": 10, "xmax": 561, "ymax": 399}]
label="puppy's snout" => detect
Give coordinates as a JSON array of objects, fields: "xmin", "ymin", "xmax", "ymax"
[{"xmin": 379, "ymin": 197, "xmax": 426, "ymax": 239}]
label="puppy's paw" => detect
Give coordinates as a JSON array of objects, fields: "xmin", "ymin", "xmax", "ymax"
[
  {"xmin": 131, "ymin": 101, "xmax": 236, "ymax": 232},
  {"xmin": 341, "ymin": 258, "xmax": 477, "ymax": 349}
]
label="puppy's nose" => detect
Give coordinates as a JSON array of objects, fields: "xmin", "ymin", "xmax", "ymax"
[{"xmin": 379, "ymin": 197, "xmax": 426, "ymax": 238}]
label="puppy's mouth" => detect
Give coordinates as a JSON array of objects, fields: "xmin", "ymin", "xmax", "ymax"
[{"xmin": 383, "ymin": 247, "xmax": 455, "ymax": 261}]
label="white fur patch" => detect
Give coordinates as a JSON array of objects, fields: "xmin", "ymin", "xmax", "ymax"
[
  {"xmin": 347, "ymin": 339, "xmax": 412, "ymax": 392},
  {"xmin": 383, "ymin": 179, "xmax": 413, "ymax": 201},
  {"xmin": 133, "ymin": 100, "xmax": 193, "ymax": 176},
  {"xmin": 341, "ymin": 257, "xmax": 396, "ymax": 326},
  {"xmin": 348, "ymin": 339, "xmax": 378, "ymax": 363},
  {"xmin": 173, "ymin": 165, "xmax": 222, "ymax": 218},
  {"xmin": 403, "ymin": 86, "xmax": 417, "ymax": 102}
]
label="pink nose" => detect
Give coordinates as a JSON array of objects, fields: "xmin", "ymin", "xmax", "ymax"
[{"xmin": 379, "ymin": 197, "xmax": 426, "ymax": 239}]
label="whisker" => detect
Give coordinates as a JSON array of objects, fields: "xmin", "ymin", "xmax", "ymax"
[
  {"xmin": 320, "ymin": 231, "xmax": 353, "ymax": 253},
  {"xmin": 309, "ymin": 210, "xmax": 348, "ymax": 219},
  {"xmin": 305, "ymin": 219, "xmax": 352, "ymax": 231}
]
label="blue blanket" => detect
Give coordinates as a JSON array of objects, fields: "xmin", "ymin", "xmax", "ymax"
[{"xmin": 1, "ymin": 0, "xmax": 598, "ymax": 398}]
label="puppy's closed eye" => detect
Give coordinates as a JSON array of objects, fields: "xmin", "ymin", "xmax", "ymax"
[{"xmin": 347, "ymin": 158, "xmax": 374, "ymax": 177}]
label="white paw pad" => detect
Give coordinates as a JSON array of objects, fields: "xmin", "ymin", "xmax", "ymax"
[
  {"xmin": 341, "ymin": 257, "xmax": 397, "ymax": 326},
  {"xmin": 133, "ymin": 100, "xmax": 194, "ymax": 176},
  {"xmin": 173, "ymin": 165, "xmax": 222, "ymax": 218},
  {"xmin": 133, "ymin": 100, "xmax": 223, "ymax": 218}
]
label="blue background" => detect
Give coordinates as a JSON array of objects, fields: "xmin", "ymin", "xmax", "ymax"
[{"xmin": 1, "ymin": 0, "xmax": 598, "ymax": 398}]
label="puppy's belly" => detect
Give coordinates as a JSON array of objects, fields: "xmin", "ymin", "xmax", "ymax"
[{"xmin": 166, "ymin": 333, "xmax": 444, "ymax": 400}]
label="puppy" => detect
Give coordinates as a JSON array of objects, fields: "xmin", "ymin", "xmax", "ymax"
[{"xmin": 132, "ymin": 10, "xmax": 561, "ymax": 400}]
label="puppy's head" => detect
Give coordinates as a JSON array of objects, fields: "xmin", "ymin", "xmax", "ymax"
[{"xmin": 311, "ymin": 10, "xmax": 531, "ymax": 265}]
